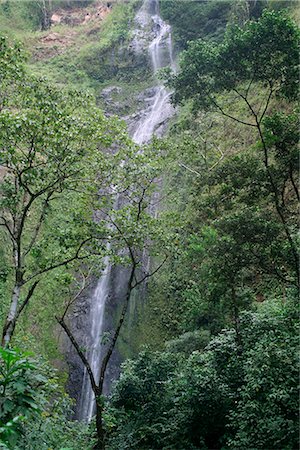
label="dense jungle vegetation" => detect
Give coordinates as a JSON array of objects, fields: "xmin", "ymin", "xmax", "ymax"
[{"xmin": 0, "ymin": 1, "xmax": 299, "ymax": 449}]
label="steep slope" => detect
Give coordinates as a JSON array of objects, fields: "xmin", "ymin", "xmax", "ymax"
[{"xmin": 0, "ymin": 3, "xmax": 298, "ymax": 448}]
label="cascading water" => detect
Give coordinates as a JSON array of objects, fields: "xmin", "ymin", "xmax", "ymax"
[
  {"xmin": 132, "ymin": 2, "xmax": 174, "ymax": 144},
  {"xmin": 79, "ymin": 250, "xmax": 111, "ymax": 421},
  {"xmin": 78, "ymin": 0, "xmax": 174, "ymax": 422}
]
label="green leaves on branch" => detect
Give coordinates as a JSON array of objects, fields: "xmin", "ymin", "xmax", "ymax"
[
  {"xmin": 0, "ymin": 348, "xmax": 38, "ymax": 448},
  {"xmin": 108, "ymin": 301, "xmax": 299, "ymax": 450},
  {"xmin": 167, "ymin": 10, "xmax": 299, "ymax": 110},
  {"xmin": 0, "ymin": 347, "xmax": 94, "ymax": 449}
]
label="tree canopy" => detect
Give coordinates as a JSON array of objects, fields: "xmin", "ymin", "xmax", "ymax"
[
  {"xmin": 168, "ymin": 10, "xmax": 299, "ymax": 111},
  {"xmin": 0, "ymin": 4, "xmax": 299, "ymax": 450}
]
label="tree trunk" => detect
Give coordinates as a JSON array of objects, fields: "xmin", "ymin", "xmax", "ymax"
[
  {"xmin": 39, "ymin": 0, "xmax": 51, "ymax": 31},
  {"xmin": 58, "ymin": 254, "xmax": 165, "ymax": 448},
  {"xmin": 94, "ymin": 263, "xmax": 136, "ymax": 449},
  {"xmin": 95, "ymin": 400, "xmax": 105, "ymax": 450},
  {"xmin": 255, "ymin": 121, "xmax": 299, "ymax": 288},
  {"xmin": 2, "ymin": 282, "xmax": 22, "ymax": 346}
]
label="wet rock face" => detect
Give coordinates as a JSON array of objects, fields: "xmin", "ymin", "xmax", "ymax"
[
  {"xmin": 100, "ymin": 86, "xmax": 124, "ymax": 115},
  {"xmin": 61, "ymin": 280, "xmax": 95, "ymax": 414},
  {"xmin": 65, "ymin": 0, "xmax": 176, "ymax": 422},
  {"xmin": 64, "ymin": 267, "xmax": 128, "ymax": 419},
  {"xmin": 136, "ymin": 86, "xmax": 157, "ymax": 102},
  {"xmin": 99, "ymin": 84, "xmax": 173, "ymax": 138},
  {"xmin": 102, "ymin": 86, "xmax": 123, "ymax": 98}
]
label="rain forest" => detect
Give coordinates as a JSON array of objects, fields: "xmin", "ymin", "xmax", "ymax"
[{"xmin": 0, "ymin": 0, "xmax": 299, "ymax": 449}]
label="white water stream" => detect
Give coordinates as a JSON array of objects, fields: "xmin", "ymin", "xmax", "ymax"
[
  {"xmin": 79, "ymin": 0, "xmax": 174, "ymax": 421},
  {"xmin": 133, "ymin": 5, "xmax": 174, "ymax": 144},
  {"xmin": 79, "ymin": 250, "xmax": 111, "ymax": 421}
]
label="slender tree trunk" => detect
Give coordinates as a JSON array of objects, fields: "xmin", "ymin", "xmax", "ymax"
[
  {"xmin": 98, "ymin": 279, "xmax": 133, "ymax": 393},
  {"xmin": 95, "ymin": 400, "xmax": 105, "ymax": 450},
  {"xmin": 255, "ymin": 119, "xmax": 299, "ymax": 287},
  {"xmin": 94, "ymin": 263, "xmax": 136, "ymax": 450},
  {"xmin": 57, "ymin": 264, "xmax": 136, "ymax": 450},
  {"xmin": 2, "ymin": 280, "xmax": 40, "ymax": 346},
  {"xmin": 38, "ymin": 0, "xmax": 51, "ymax": 31},
  {"xmin": 227, "ymin": 91, "xmax": 299, "ymax": 287},
  {"xmin": 2, "ymin": 282, "xmax": 22, "ymax": 346},
  {"xmin": 58, "ymin": 253, "xmax": 164, "ymax": 450},
  {"xmin": 289, "ymin": 162, "xmax": 299, "ymax": 201}
]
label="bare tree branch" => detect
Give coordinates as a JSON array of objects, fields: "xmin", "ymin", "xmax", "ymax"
[
  {"xmin": 0, "ymin": 216, "xmax": 15, "ymax": 243},
  {"xmin": 62, "ymin": 267, "xmax": 93, "ymax": 321},
  {"xmin": 23, "ymin": 191, "xmax": 54, "ymax": 257},
  {"xmin": 178, "ymin": 162, "xmax": 201, "ymax": 177},
  {"xmin": 16, "ymin": 280, "xmax": 39, "ymax": 320},
  {"xmin": 56, "ymin": 316, "xmax": 99, "ymax": 396},
  {"xmin": 25, "ymin": 237, "xmax": 93, "ymax": 283},
  {"xmin": 132, "ymin": 255, "xmax": 168, "ymax": 289},
  {"xmin": 1, "ymin": 280, "xmax": 39, "ymax": 345},
  {"xmin": 210, "ymin": 97, "xmax": 257, "ymax": 128},
  {"xmin": 98, "ymin": 261, "xmax": 137, "ymax": 392}
]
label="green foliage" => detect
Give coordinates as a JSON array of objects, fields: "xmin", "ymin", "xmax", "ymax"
[
  {"xmin": 0, "ymin": 1, "xmax": 42, "ymax": 34},
  {"xmin": 0, "ymin": 347, "xmax": 94, "ymax": 450},
  {"xmin": 227, "ymin": 301, "xmax": 299, "ymax": 449},
  {"xmin": 0, "ymin": 34, "xmax": 130, "ymax": 345},
  {"xmin": 0, "ymin": 36, "xmax": 26, "ymax": 110},
  {"xmin": 108, "ymin": 350, "xmax": 182, "ymax": 450},
  {"xmin": 160, "ymin": 0, "xmax": 295, "ymax": 51},
  {"xmin": 0, "ymin": 4, "xmax": 298, "ymax": 450},
  {"xmin": 160, "ymin": 0, "xmax": 233, "ymax": 49},
  {"xmin": 165, "ymin": 329, "xmax": 211, "ymax": 355},
  {"xmin": 151, "ymin": 9, "xmax": 299, "ymax": 346},
  {"xmin": 52, "ymin": 0, "xmax": 96, "ymax": 10},
  {"xmin": 0, "ymin": 348, "xmax": 39, "ymax": 448},
  {"xmin": 0, "ymin": 348, "xmax": 93, "ymax": 450},
  {"xmin": 127, "ymin": 9, "xmax": 299, "ymax": 449},
  {"xmin": 150, "ymin": 118, "xmax": 297, "ymax": 339},
  {"xmin": 31, "ymin": 0, "xmax": 149, "ymax": 89},
  {"xmin": 0, "ymin": 35, "xmax": 25, "ymax": 79},
  {"xmin": 108, "ymin": 300, "xmax": 299, "ymax": 450},
  {"xmin": 0, "ymin": 0, "xmax": 96, "ymax": 35},
  {"xmin": 21, "ymin": 385, "xmax": 94, "ymax": 450},
  {"xmin": 168, "ymin": 10, "xmax": 300, "ymax": 109},
  {"xmin": 263, "ymin": 112, "xmax": 299, "ymax": 190},
  {"xmin": 77, "ymin": 1, "xmax": 147, "ymax": 83}
]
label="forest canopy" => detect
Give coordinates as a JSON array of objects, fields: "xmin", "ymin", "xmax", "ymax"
[{"xmin": 0, "ymin": 1, "xmax": 299, "ymax": 449}]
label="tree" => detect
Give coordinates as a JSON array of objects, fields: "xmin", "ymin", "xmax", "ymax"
[
  {"xmin": 107, "ymin": 300, "xmax": 298, "ymax": 450},
  {"xmin": 160, "ymin": 0, "xmax": 232, "ymax": 49},
  {"xmin": 157, "ymin": 122, "xmax": 296, "ymax": 345},
  {"xmin": 56, "ymin": 143, "xmax": 169, "ymax": 450},
  {"xmin": 186, "ymin": 146, "xmax": 298, "ymax": 334},
  {"xmin": 108, "ymin": 350, "xmax": 182, "ymax": 450},
  {"xmin": 0, "ymin": 346, "xmax": 94, "ymax": 449},
  {"xmin": 227, "ymin": 302, "xmax": 299, "ymax": 449},
  {"xmin": 35, "ymin": 0, "xmax": 52, "ymax": 31},
  {"xmin": 0, "ymin": 347, "xmax": 39, "ymax": 449},
  {"xmin": 167, "ymin": 10, "xmax": 300, "ymax": 286},
  {"xmin": 0, "ymin": 50, "xmax": 125, "ymax": 345},
  {"xmin": 0, "ymin": 37, "xmax": 25, "ymax": 110},
  {"xmin": 168, "ymin": 10, "xmax": 299, "ymax": 109}
]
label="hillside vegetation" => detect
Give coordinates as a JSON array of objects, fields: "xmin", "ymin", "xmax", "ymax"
[{"xmin": 0, "ymin": 1, "xmax": 298, "ymax": 449}]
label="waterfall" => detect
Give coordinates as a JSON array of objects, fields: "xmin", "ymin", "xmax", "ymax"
[
  {"xmin": 78, "ymin": 0, "xmax": 174, "ymax": 422},
  {"xmin": 132, "ymin": 1, "xmax": 174, "ymax": 144},
  {"xmin": 78, "ymin": 250, "xmax": 111, "ymax": 421}
]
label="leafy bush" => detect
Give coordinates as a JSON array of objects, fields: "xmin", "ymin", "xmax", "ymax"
[
  {"xmin": 108, "ymin": 300, "xmax": 299, "ymax": 450},
  {"xmin": 160, "ymin": 0, "xmax": 233, "ymax": 49},
  {"xmin": 0, "ymin": 347, "xmax": 94, "ymax": 450},
  {"xmin": 0, "ymin": 348, "xmax": 40, "ymax": 448}
]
